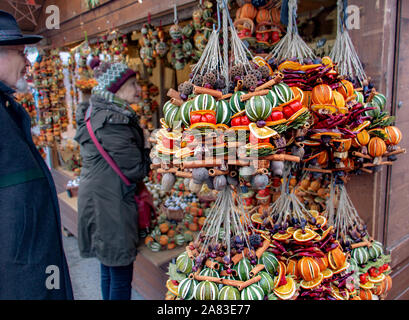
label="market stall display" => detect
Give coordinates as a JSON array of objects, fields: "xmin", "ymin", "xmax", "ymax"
[{"xmin": 151, "ymin": 0, "xmax": 405, "ymax": 300}]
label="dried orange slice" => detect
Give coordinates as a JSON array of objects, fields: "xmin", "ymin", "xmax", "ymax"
[
  {"xmin": 274, "ymin": 277, "xmax": 295, "ymax": 296},
  {"xmin": 273, "ymin": 261, "xmax": 287, "ymax": 288},
  {"xmin": 300, "ymin": 272, "xmax": 324, "ymax": 290},
  {"xmin": 165, "ymin": 279, "xmax": 179, "ymax": 296},
  {"xmin": 359, "ymin": 281, "xmax": 375, "ymax": 290},
  {"xmin": 331, "ymin": 285, "xmax": 350, "ymax": 300},
  {"xmin": 316, "ymin": 215, "xmax": 327, "ymax": 228},
  {"xmin": 286, "ymin": 227, "xmax": 297, "ymax": 235},
  {"xmin": 320, "ymin": 225, "xmax": 333, "ymax": 240},
  {"xmin": 333, "ymin": 262, "xmax": 350, "ymax": 275},
  {"xmin": 293, "ymin": 227, "xmax": 318, "ymax": 242},
  {"xmin": 322, "ymin": 268, "xmax": 333, "ymax": 279},
  {"xmin": 368, "ymin": 273, "xmax": 385, "ymax": 284},
  {"xmin": 273, "ymin": 231, "xmax": 293, "ymax": 241},
  {"xmin": 251, "ymin": 213, "xmax": 263, "ymax": 225}
]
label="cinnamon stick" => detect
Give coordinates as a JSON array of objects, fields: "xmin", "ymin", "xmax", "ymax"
[
  {"xmin": 384, "ymin": 148, "xmax": 406, "ymax": 157},
  {"xmin": 220, "ymin": 269, "xmax": 238, "ymax": 277},
  {"xmin": 255, "ymin": 73, "xmax": 284, "ymax": 91},
  {"xmin": 175, "ymin": 171, "xmax": 193, "ymax": 179},
  {"xmin": 240, "ymin": 90, "xmax": 270, "ymax": 102},
  {"xmin": 208, "ymin": 168, "xmax": 229, "ymax": 177},
  {"xmin": 228, "ymin": 159, "xmax": 250, "ymax": 166},
  {"xmin": 181, "ymin": 160, "xmax": 224, "ymax": 169},
  {"xmin": 256, "ymin": 239, "xmax": 270, "ymax": 259},
  {"xmin": 221, "ymin": 93, "xmax": 233, "ymax": 100},
  {"xmin": 360, "ymin": 168, "xmax": 373, "ymax": 174},
  {"xmin": 256, "ymin": 168, "xmax": 269, "ymax": 175},
  {"xmin": 238, "ymin": 275, "xmax": 262, "ymax": 291},
  {"xmin": 157, "ymin": 168, "xmax": 178, "ymax": 174},
  {"xmin": 170, "ymin": 98, "xmax": 184, "ymax": 106},
  {"xmin": 192, "ymin": 274, "xmax": 243, "ymax": 288},
  {"xmin": 185, "ymin": 245, "xmax": 199, "ymax": 259},
  {"xmin": 350, "ymin": 241, "xmax": 371, "ymax": 249},
  {"xmin": 232, "ymin": 248, "xmax": 249, "ymax": 265},
  {"xmin": 261, "ymin": 154, "xmax": 300, "ymax": 163},
  {"xmin": 194, "ymin": 86, "xmax": 223, "ymax": 99},
  {"xmin": 363, "ymin": 161, "xmax": 393, "ymax": 168},
  {"xmin": 167, "ymin": 88, "xmax": 182, "ymax": 100},
  {"xmin": 303, "ymin": 167, "xmax": 333, "ymax": 174},
  {"xmin": 249, "ymin": 264, "xmax": 265, "ymax": 278},
  {"xmin": 352, "ymin": 151, "xmax": 372, "ymax": 160},
  {"xmin": 205, "ymin": 259, "xmax": 220, "ymax": 270}
]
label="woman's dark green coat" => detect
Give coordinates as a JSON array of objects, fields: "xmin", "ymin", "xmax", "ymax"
[{"xmin": 74, "ymin": 95, "xmax": 150, "ymax": 267}]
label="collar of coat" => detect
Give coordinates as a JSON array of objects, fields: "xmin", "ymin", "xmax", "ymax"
[
  {"xmin": 90, "ymin": 92, "xmax": 137, "ymax": 119},
  {"xmin": 91, "ymin": 88, "xmax": 137, "ymax": 118},
  {"xmin": 0, "ymin": 80, "xmax": 15, "ymax": 96}
]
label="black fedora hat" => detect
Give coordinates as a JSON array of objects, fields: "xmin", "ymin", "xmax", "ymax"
[{"xmin": 0, "ymin": 10, "xmax": 43, "ymax": 46}]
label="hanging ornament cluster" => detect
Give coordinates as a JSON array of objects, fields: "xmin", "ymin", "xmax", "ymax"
[
  {"xmin": 191, "ymin": 1, "xmax": 215, "ymax": 61},
  {"xmin": 15, "ymin": 92, "xmax": 37, "ymax": 126},
  {"xmin": 140, "ymin": 22, "xmax": 159, "ymax": 74},
  {"xmin": 130, "ymin": 78, "xmax": 159, "ymax": 132},
  {"xmin": 32, "ymin": 49, "xmax": 68, "ymax": 146},
  {"xmin": 145, "ymin": 177, "xmax": 212, "ymax": 252},
  {"xmin": 234, "ymin": 0, "xmax": 284, "ymax": 54}
]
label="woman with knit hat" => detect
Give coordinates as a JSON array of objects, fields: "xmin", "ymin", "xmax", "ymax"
[{"xmin": 74, "ymin": 61, "xmax": 150, "ymax": 300}]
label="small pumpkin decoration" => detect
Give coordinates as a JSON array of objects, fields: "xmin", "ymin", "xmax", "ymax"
[
  {"xmin": 368, "ymin": 137, "xmax": 387, "ymax": 158},
  {"xmin": 359, "ymin": 289, "xmax": 373, "ymax": 300},
  {"xmin": 270, "ymin": 7, "xmax": 281, "ymax": 25},
  {"xmin": 385, "ymin": 126, "xmax": 402, "ymax": 145},
  {"xmin": 328, "ymin": 247, "xmax": 346, "ymax": 270},
  {"xmin": 331, "ymin": 138, "xmax": 352, "ymax": 153},
  {"xmin": 240, "ymin": 3, "xmax": 258, "ymax": 20},
  {"xmin": 312, "ymin": 84, "xmax": 334, "ymax": 106},
  {"xmin": 189, "ymin": 223, "xmax": 199, "ymax": 232},
  {"xmin": 286, "ymin": 259, "xmax": 300, "ymax": 279},
  {"xmin": 337, "ymin": 80, "xmax": 356, "ymax": 101},
  {"xmin": 256, "ymin": 8, "xmax": 271, "ymax": 23},
  {"xmin": 144, "ymin": 236, "xmax": 154, "ymax": 245},
  {"xmin": 167, "ymin": 229, "xmax": 176, "ymax": 238},
  {"xmin": 159, "ymin": 223, "xmax": 170, "ymax": 234},
  {"xmin": 317, "ymin": 150, "xmax": 329, "ymax": 166},
  {"xmin": 167, "ymin": 242, "xmax": 176, "ymax": 250},
  {"xmin": 159, "ymin": 235, "xmax": 169, "ymax": 246},
  {"xmin": 333, "ymin": 91, "xmax": 347, "ymax": 113},
  {"xmin": 355, "ymin": 129, "xmax": 370, "ymax": 147},
  {"xmin": 297, "ymin": 257, "xmax": 321, "ymax": 282}
]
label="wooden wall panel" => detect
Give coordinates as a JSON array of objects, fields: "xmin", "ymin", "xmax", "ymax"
[{"xmin": 384, "ymin": 0, "xmax": 409, "ymax": 280}]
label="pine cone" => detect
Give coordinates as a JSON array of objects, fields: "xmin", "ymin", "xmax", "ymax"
[
  {"xmin": 243, "ymin": 74, "xmax": 258, "ymax": 90},
  {"xmin": 178, "ymin": 81, "xmax": 193, "ymax": 96},
  {"xmin": 214, "ymin": 75, "xmax": 226, "ymax": 89},
  {"xmin": 203, "ymin": 71, "xmax": 217, "ymax": 87},
  {"xmin": 230, "ymin": 64, "xmax": 244, "ymax": 80},
  {"xmin": 249, "ymin": 69, "xmax": 263, "ymax": 81},
  {"xmin": 258, "ymin": 65, "xmax": 270, "ymax": 79},
  {"xmin": 193, "ymin": 74, "xmax": 204, "ymax": 87}
]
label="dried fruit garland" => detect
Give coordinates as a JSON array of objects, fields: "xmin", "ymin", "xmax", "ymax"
[{"xmin": 32, "ymin": 49, "xmax": 68, "ymax": 146}]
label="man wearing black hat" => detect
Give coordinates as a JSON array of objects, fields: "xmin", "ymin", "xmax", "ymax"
[{"xmin": 0, "ymin": 11, "xmax": 73, "ymax": 299}]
